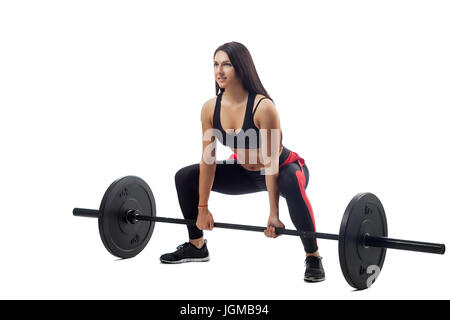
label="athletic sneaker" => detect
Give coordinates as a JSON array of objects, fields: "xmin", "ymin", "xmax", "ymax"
[
  {"xmin": 160, "ymin": 240, "xmax": 210, "ymax": 264},
  {"xmin": 304, "ymin": 256, "xmax": 326, "ymax": 282}
]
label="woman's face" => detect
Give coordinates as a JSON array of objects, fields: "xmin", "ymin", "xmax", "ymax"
[{"xmin": 214, "ymin": 50, "xmax": 237, "ymax": 89}]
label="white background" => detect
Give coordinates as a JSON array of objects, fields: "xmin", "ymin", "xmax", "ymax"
[{"xmin": 1, "ymin": 0, "xmax": 449, "ymax": 300}]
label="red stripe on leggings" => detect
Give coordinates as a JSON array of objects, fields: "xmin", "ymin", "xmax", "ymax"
[
  {"xmin": 295, "ymin": 168, "xmax": 317, "ymax": 232},
  {"xmin": 280, "ymin": 151, "xmax": 305, "ymax": 168}
]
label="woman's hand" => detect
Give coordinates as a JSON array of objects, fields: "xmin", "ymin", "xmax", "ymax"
[
  {"xmin": 196, "ymin": 207, "xmax": 214, "ymax": 231},
  {"xmin": 264, "ymin": 215, "xmax": 285, "ymax": 238}
]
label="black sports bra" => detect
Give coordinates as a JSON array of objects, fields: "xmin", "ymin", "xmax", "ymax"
[{"xmin": 212, "ymin": 92, "xmax": 268, "ymax": 149}]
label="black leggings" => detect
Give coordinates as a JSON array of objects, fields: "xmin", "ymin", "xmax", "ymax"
[{"xmin": 174, "ymin": 147, "xmax": 318, "ymax": 253}]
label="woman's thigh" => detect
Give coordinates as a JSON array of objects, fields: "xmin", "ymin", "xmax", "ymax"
[
  {"xmin": 277, "ymin": 161, "xmax": 308, "ymax": 198},
  {"xmin": 176, "ymin": 160, "xmax": 267, "ymax": 195},
  {"xmin": 212, "ymin": 160, "xmax": 267, "ymax": 195}
]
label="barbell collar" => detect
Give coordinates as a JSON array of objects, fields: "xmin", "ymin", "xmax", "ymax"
[{"xmin": 73, "ymin": 208, "xmax": 100, "ymax": 218}]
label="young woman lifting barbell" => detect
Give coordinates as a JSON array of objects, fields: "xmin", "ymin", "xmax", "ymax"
[{"xmin": 160, "ymin": 41, "xmax": 325, "ymax": 282}]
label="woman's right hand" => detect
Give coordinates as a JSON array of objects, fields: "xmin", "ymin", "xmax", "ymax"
[{"xmin": 196, "ymin": 208, "xmax": 214, "ymax": 231}]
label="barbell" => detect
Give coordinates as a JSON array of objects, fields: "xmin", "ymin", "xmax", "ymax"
[{"xmin": 73, "ymin": 175, "xmax": 445, "ymax": 290}]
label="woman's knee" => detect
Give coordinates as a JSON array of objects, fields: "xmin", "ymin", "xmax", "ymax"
[
  {"xmin": 277, "ymin": 166, "xmax": 302, "ymax": 194},
  {"xmin": 175, "ymin": 164, "xmax": 199, "ymax": 188},
  {"xmin": 302, "ymin": 164, "xmax": 309, "ymax": 190}
]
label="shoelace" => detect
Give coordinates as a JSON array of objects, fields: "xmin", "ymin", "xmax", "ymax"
[
  {"xmin": 305, "ymin": 256, "xmax": 322, "ymax": 267},
  {"xmin": 176, "ymin": 242, "xmax": 190, "ymax": 251}
]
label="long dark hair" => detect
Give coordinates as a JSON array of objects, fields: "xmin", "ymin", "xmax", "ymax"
[
  {"xmin": 214, "ymin": 42, "xmax": 283, "ymax": 147},
  {"xmin": 214, "ymin": 42, "xmax": 273, "ymax": 102}
]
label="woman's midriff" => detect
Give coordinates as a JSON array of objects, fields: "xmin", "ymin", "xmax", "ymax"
[{"xmin": 232, "ymin": 146, "xmax": 284, "ymax": 171}]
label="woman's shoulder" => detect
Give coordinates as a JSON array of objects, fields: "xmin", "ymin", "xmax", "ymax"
[
  {"xmin": 254, "ymin": 93, "xmax": 273, "ymax": 103},
  {"xmin": 204, "ymin": 96, "xmax": 218, "ymax": 106},
  {"xmin": 253, "ymin": 94, "xmax": 275, "ymax": 112},
  {"xmin": 252, "ymin": 94, "xmax": 277, "ymax": 128},
  {"xmin": 202, "ymin": 96, "xmax": 218, "ymax": 114},
  {"xmin": 201, "ymin": 96, "xmax": 219, "ymax": 125}
]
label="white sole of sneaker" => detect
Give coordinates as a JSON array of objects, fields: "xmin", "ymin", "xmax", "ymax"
[
  {"xmin": 304, "ymin": 277, "xmax": 326, "ymax": 283},
  {"xmin": 160, "ymin": 256, "xmax": 210, "ymax": 264}
]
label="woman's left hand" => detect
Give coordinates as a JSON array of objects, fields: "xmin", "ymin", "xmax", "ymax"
[{"xmin": 264, "ymin": 215, "xmax": 285, "ymax": 238}]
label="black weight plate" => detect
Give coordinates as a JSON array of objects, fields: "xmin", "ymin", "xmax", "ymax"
[
  {"xmin": 98, "ymin": 176, "xmax": 156, "ymax": 259},
  {"xmin": 338, "ymin": 193, "xmax": 387, "ymax": 290}
]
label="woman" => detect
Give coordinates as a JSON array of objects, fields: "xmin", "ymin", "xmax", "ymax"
[{"xmin": 160, "ymin": 42, "xmax": 325, "ymax": 282}]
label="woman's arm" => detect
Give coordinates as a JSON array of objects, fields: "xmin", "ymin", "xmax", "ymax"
[
  {"xmin": 256, "ymin": 99, "xmax": 282, "ymax": 216},
  {"xmin": 256, "ymin": 99, "xmax": 285, "ymax": 238},
  {"xmin": 198, "ymin": 100, "xmax": 217, "ymax": 209}
]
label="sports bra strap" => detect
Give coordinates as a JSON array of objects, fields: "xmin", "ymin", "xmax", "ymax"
[{"xmin": 252, "ymin": 97, "xmax": 269, "ymax": 115}]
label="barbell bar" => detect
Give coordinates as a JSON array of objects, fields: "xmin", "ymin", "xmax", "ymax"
[
  {"xmin": 73, "ymin": 175, "xmax": 445, "ymax": 290},
  {"xmin": 73, "ymin": 208, "xmax": 444, "ymax": 254}
]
